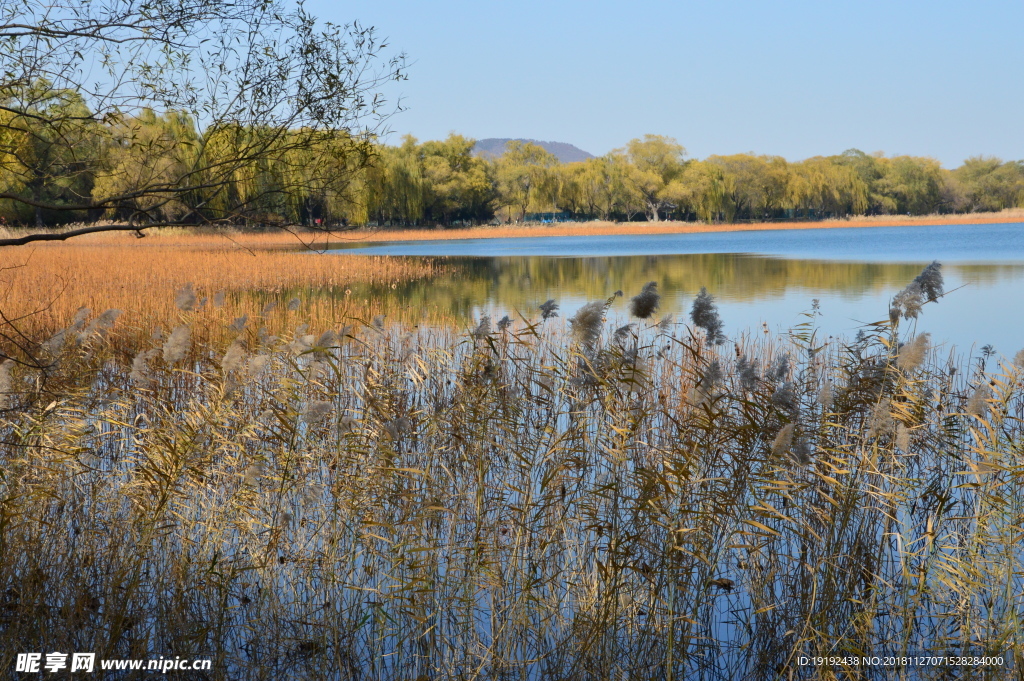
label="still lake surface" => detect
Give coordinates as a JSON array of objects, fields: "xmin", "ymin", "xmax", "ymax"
[{"xmin": 333, "ymin": 221, "xmax": 1024, "ymax": 358}]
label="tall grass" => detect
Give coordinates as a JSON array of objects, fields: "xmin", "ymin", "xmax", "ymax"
[
  {"xmin": 0, "ymin": 230, "xmax": 448, "ymax": 347},
  {"xmin": 0, "ymin": 265, "xmax": 1022, "ymax": 679}
]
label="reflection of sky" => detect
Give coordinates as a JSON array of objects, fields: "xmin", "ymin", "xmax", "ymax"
[
  {"xmin": 338, "ymin": 222, "xmax": 1024, "ymax": 358},
  {"xmin": 470, "ymin": 271, "xmax": 1024, "ymax": 360}
]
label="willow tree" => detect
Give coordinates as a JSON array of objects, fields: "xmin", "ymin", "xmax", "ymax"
[
  {"xmin": 365, "ymin": 136, "xmax": 427, "ymax": 226},
  {"xmin": 663, "ymin": 161, "xmax": 730, "ymax": 223},
  {"xmin": 952, "ymin": 156, "xmax": 1024, "ymax": 213},
  {"xmin": 617, "ymin": 134, "xmax": 687, "ymax": 221},
  {"xmin": 552, "ymin": 162, "xmax": 590, "ymax": 218},
  {"xmin": 708, "ymin": 154, "xmax": 791, "ymax": 221},
  {"xmin": 0, "ymin": 0, "xmax": 404, "ymax": 245},
  {"xmin": 419, "ymin": 134, "xmax": 494, "ymax": 225},
  {"xmin": 89, "ymin": 109, "xmax": 200, "ymax": 224},
  {"xmin": 788, "ymin": 157, "xmax": 868, "ymax": 218},
  {"xmin": 494, "ymin": 141, "xmax": 557, "ymax": 222},
  {"xmin": 870, "ymin": 156, "xmax": 946, "ymax": 215}
]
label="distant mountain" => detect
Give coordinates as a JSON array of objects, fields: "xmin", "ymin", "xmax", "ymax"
[{"xmin": 473, "ymin": 138, "xmax": 594, "ymax": 163}]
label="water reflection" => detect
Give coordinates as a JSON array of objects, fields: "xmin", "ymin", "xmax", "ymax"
[
  {"xmin": 334, "ymin": 253, "xmax": 1024, "ymax": 355},
  {"xmin": 325, "ymin": 222, "xmax": 1024, "ymax": 354}
]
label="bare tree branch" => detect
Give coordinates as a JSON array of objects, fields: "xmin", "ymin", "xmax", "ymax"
[{"xmin": 0, "ymin": 0, "xmax": 405, "ymax": 244}]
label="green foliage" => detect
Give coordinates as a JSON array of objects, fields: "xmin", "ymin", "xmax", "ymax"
[
  {"xmin": 494, "ymin": 140, "xmax": 558, "ymax": 221},
  {"xmin": 1, "ymin": 98, "xmax": 1022, "ymax": 230},
  {"xmin": 953, "ymin": 156, "xmax": 1024, "ymax": 213},
  {"xmin": 617, "ymin": 134, "xmax": 687, "ymax": 221},
  {"xmin": 709, "ymin": 154, "xmax": 791, "ymax": 220},
  {"xmin": 419, "ymin": 134, "xmax": 495, "ymax": 224},
  {"xmin": 0, "ymin": 83, "xmax": 99, "ymax": 225}
]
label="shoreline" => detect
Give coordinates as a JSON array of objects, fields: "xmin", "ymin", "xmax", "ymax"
[
  {"xmin": 339, "ymin": 211, "xmax": 1024, "ymax": 244},
  {"xmin": 5, "ymin": 210, "xmax": 1022, "ymax": 250}
]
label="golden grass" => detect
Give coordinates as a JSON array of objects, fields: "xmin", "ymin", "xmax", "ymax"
[
  {"xmin": 2, "ymin": 282, "xmax": 1022, "ymax": 677},
  {"xmin": 0, "ymin": 230, "xmax": 446, "ymax": 343}
]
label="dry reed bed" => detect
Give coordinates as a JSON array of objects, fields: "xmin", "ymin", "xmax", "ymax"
[
  {"xmin": 0, "ymin": 231, "xmax": 447, "ymax": 344},
  {"xmin": 1, "ymin": 267, "xmax": 1023, "ymax": 679}
]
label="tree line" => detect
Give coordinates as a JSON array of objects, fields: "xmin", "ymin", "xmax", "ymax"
[
  {"xmin": 366, "ymin": 134, "xmax": 1024, "ymax": 225},
  {"xmin": 2, "ymin": 109, "xmax": 1022, "ymax": 229}
]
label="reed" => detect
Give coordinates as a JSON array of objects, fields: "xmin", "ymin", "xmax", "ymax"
[
  {"xmin": 0, "ymin": 264, "xmax": 1022, "ymax": 679},
  {"xmin": 0, "ymin": 230, "xmax": 449, "ymax": 348}
]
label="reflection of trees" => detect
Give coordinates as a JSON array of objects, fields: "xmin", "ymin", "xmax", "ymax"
[{"xmin": 314, "ymin": 254, "xmax": 1024, "ymax": 321}]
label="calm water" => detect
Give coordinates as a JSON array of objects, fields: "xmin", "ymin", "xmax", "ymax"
[{"xmin": 332, "ymin": 222, "xmax": 1024, "ymax": 357}]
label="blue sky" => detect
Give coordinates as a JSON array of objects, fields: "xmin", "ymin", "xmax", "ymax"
[{"xmin": 305, "ymin": 0, "xmax": 1023, "ymax": 167}]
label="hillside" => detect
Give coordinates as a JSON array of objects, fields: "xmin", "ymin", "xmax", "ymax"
[{"xmin": 473, "ymin": 138, "xmax": 594, "ymax": 163}]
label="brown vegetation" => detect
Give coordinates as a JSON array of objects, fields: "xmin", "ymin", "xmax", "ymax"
[
  {"xmin": 0, "ymin": 229, "xmax": 445, "ymax": 343},
  {"xmin": 1, "ymin": 267, "xmax": 1022, "ymax": 677}
]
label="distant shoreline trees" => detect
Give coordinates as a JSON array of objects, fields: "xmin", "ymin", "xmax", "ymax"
[{"xmin": 3, "ymin": 122, "xmax": 1022, "ymax": 236}]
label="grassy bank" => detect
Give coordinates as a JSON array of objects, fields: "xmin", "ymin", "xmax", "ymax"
[{"xmin": 1, "ymin": 265, "xmax": 1022, "ymax": 678}]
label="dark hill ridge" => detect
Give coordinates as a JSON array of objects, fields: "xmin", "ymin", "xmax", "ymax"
[{"xmin": 473, "ymin": 138, "xmax": 594, "ymax": 163}]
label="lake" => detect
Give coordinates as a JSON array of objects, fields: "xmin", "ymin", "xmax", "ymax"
[{"xmin": 331, "ymin": 221, "xmax": 1024, "ymax": 358}]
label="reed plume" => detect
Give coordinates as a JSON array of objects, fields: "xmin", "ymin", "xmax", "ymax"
[
  {"xmin": 966, "ymin": 383, "xmax": 991, "ymax": 416},
  {"xmin": 162, "ymin": 325, "xmax": 191, "ymax": 364},
  {"xmin": 472, "ymin": 315, "xmax": 492, "ymax": 339},
  {"xmin": 0, "ymin": 359, "xmax": 13, "ymax": 409},
  {"xmin": 914, "ymin": 260, "xmax": 944, "ymax": 301},
  {"xmin": 80, "ymin": 308, "xmax": 123, "ymax": 342},
  {"xmin": 302, "ymin": 400, "xmax": 333, "ymax": 425},
  {"xmin": 613, "ymin": 323, "xmax": 635, "ymax": 346},
  {"xmin": 539, "ymin": 299, "xmax": 559, "ymax": 320},
  {"xmin": 569, "ymin": 301, "xmax": 607, "ymax": 350},
  {"xmin": 690, "ymin": 287, "xmax": 725, "ymax": 344},
  {"xmin": 629, "ymin": 281, "xmax": 660, "ymax": 319},
  {"xmin": 867, "ymin": 398, "xmax": 895, "ymax": 438},
  {"xmin": 817, "ymin": 381, "xmax": 833, "ymax": 408},
  {"xmin": 736, "ymin": 355, "xmax": 759, "ymax": 391},
  {"xmin": 897, "ymin": 333, "xmax": 930, "ymax": 371},
  {"xmin": 129, "ymin": 349, "xmax": 160, "ymax": 386},
  {"xmin": 771, "ymin": 423, "xmax": 795, "ymax": 456},
  {"xmin": 221, "ymin": 342, "xmax": 246, "ymax": 374},
  {"xmin": 890, "ymin": 262, "xmax": 943, "ymax": 322},
  {"xmin": 174, "ymin": 284, "xmax": 198, "ymax": 312}
]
